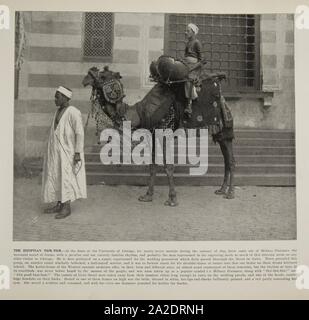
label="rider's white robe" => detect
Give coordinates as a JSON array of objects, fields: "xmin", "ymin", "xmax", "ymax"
[{"xmin": 41, "ymin": 106, "xmax": 87, "ymax": 203}]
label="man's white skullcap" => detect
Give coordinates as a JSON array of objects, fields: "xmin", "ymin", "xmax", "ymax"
[
  {"xmin": 56, "ymin": 86, "xmax": 72, "ymax": 99},
  {"xmin": 188, "ymin": 23, "xmax": 199, "ymax": 35}
]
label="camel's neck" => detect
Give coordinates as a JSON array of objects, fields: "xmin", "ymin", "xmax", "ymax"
[{"xmin": 124, "ymin": 103, "xmax": 140, "ymax": 129}]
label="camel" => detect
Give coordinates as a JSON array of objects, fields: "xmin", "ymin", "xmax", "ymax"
[{"xmin": 82, "ymin": 56, "xmax": 236, "ymax": 206}]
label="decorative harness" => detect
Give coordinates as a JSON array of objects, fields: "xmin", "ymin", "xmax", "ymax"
[{"xmin": 85, "ymin": 69, "xmax": 128, "ymax": 137}]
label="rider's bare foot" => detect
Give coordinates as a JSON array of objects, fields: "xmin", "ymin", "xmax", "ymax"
[
  {"xmin": 184, "ymin": 110, "xmax": 192, "ymax": 119},
  {"xmin": 184, "ymin": 100, "xmax": 193, "ymax": 117}
]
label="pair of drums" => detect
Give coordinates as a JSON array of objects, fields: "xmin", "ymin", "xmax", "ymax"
[{"xmin": 150, "ymin": 56, "xmax": 190, "ymax": 82}]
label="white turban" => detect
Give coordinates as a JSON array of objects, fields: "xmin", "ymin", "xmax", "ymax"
[
  {"xmin": 56, "ymin": 86, "xmax": 72, "ymax": 99},
  {"xmin": 188, "ymin": 23, "xmax": 199, "ymax": 35}
]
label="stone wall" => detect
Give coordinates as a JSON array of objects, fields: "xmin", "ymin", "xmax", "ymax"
[
  {"xmin": 14, "ymin": 12, "xmax": 165, "ymax": 161},
  {"xmin": 14, "ymin": 12, "xmax": 295, "ymax": 164}
]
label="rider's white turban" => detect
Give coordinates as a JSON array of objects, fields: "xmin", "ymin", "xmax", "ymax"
[
  {"xmin": 188, "ymin": 23, "xmax": 199, "ymax": 35},
  {"xmin": 56, "ymin": 86, "xmax": 72, "ymax": 99}
]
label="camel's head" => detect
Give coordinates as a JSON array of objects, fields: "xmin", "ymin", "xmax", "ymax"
[
  {"xmin": 82, "ymin": 66, "xmax": 100, "ymax": 87},
  {"xmin": 83, "ymin": 66, "xmax": 127, "ymax": 128}
]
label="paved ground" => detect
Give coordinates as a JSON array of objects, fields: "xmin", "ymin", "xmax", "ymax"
[{"xmin": 13, "ymin": 177, "xmax": 296, "ymax": 241}]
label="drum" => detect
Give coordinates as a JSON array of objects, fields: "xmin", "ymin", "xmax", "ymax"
[
  {"xmin": 149, "ymin": 60, "xmax": 160, "ymax": 80},
  {"xmin": 156, "ymin": 55, "xmax": 189, "ymax": 81}
]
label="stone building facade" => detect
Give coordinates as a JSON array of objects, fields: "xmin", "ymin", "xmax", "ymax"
[{"xmin": 14, "ymin": 12, "xmax": 295, "ymax": 163}]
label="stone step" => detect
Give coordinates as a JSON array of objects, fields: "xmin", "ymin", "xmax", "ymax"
[
  {"xmin": 85, "ymin": 153, "xmax": 295, "ymax": 164},
  {"xmin": 25, "ymin": 155, "xmax": 296, "ymax": 172},
  {"xmin": 85, "ymin": 163, "xmax": 295, "ymax": 175},
  {"xmin": 230, "ymin": 129, "xmax": 295, "ymax": 139},
  {"xmin": 233, "ymin": 138, "xmax": 294, "ymax": 147},
  {"xmin": 88, "ymin": 137, "xmax": 295, "ymax": 148},
  {"xmin": 24, "ymin": 160, "xmax": 296, "ymax": 186},
  {"xmin": 86, "ymin": 172, "xmax": 296, "ymax": 186},
  {"xmin": 85, "ymin": 127, "xmax": 295, "ymax": 140},
  {"xmin": 88, "ymin": 145, "xmax": 295, "ymax": 156}
]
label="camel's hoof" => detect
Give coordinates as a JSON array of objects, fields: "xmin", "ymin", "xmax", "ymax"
[
  {"xmin": 138, "ymin": 194, "xmax": 153, "ymax": 202},
  {"xmin": 164, "ymin": 199, "xmax": 178, "ymax": 207},
  {"xmin": 214, "ymin": 188, "xmax": 227, "ymax": 195},
  {"xmin": 224, "ymin": 191, "xmax": 235, "ymax": 199}
]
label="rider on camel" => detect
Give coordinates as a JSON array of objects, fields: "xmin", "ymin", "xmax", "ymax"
[{"xmin": 183, "ymin": 23, "xmax": 203, "ymax": 116}]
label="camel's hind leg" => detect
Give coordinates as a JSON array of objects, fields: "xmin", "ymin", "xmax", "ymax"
[
  {"xmin": 224, "ymin": 139, "xmax": 236, "ymax": 199},
  {"xmin": 215, "ymin": 139, "xmax": 236, "ymax": 199},
  {"xmin": 164, "ymin": 163, "xmax": 178, "ymax": 206},
  {"xmin": 215, "ymin": 140, "xmax": 230, "ymax": 195}
]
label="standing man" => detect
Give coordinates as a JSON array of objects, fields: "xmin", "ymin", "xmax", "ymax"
[{"xmin": 42, "ymin": 86, "xmax": 87, "ymax": 219}]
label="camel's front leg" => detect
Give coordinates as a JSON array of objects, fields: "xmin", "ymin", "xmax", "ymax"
[
  {"xmin": 164, "ymin": 164, "xmax": 178, "ymax": 206},
  {"xmin": 138, "ymin": 164, "xmax": 157, "ymax": 202}
]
